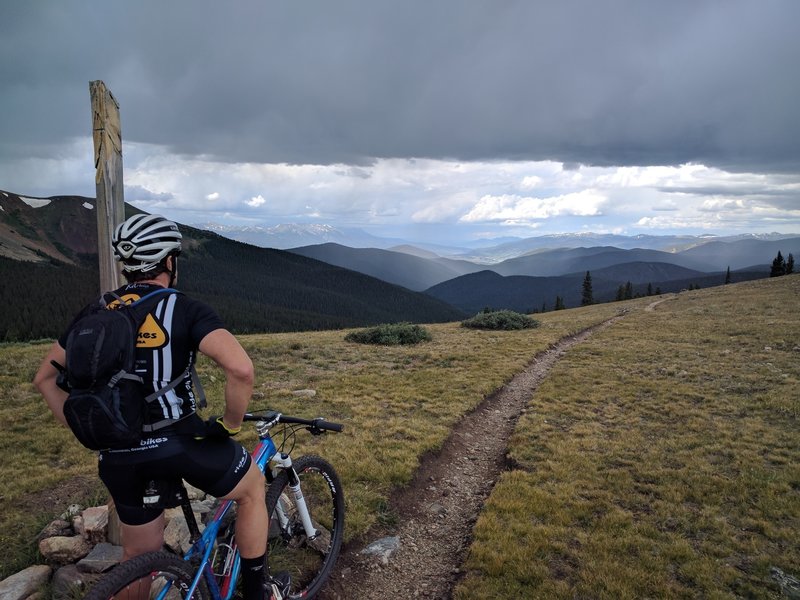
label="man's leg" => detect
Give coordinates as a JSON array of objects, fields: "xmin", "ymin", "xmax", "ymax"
[
  {"xmin": 221, "ymin": 460, "xmax": 268, "ymax": 557},
  {"xmin": 120, "ymin": 512, "xmax": 165, "ymax": 560},
  {"xmin": 221, "ymin": 460, "xmax": 271, "ymax": 599},
  {"xmin": 115, "ymin": 513, "xmax": 167, "ymax": 600}
]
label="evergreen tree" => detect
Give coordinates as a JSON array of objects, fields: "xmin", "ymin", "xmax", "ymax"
[
  {"xmin": 771, "ymin": 251, "xmax": 786, "ymax": 277},
  {"xmin": 581, "ymin": 271, "xmax": 593, "ymax": 306},
  {"xmin": 554, "ymin": 296, "xmax": 566, "ymax": 310},
  {"xmin": 725, "ymin": 266, "xmax": 731, "ymax": 284},
  {"xmin": 647, "ymin": 282, "xmax": 653, "ymax": 296},
  {"xmin": 787, "ymin": 253, "xmax": 795, "ymax": 274},
  {"xmin": 616, "ymin": 285, "xmax": 625, "ymax": 301},
  {"xmin": 624, "ymin": 281, "xmax": 633, "ymax": 300}
]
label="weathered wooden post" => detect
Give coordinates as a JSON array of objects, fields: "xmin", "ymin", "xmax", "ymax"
[
  {"xmin": 90, "ymin": 80, "xmax": 124, "ymax": 292},
  {"xmin": 89, "ymin": 80, "xmax": 124, "ymax": 544}
]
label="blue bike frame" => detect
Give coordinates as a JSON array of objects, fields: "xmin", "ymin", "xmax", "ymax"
[{"xmin": 171, "ymin": 434, "xmax": 278, "ymax": 600}]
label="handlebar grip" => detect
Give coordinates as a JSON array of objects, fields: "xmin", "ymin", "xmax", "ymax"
[
  {"xmin": 313, "ymin": 418, "xmax": 344, "ymax": 433},
  {"xmin": 242, "ymin": 412, "xmax": 344, "ymax": 433}
]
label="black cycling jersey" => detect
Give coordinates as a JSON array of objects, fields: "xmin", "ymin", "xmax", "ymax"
[{"xmin": 59, "ymin": 282, "xmax": 224, "ymax": 439}]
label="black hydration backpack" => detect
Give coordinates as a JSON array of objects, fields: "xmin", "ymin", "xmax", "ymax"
[{"xmin": 57, "ymin": 287, "xmax": 200, "ymax": 450}]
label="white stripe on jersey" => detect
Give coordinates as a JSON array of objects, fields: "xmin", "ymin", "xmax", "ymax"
[
  {"xmin": 161, "ymin": 294, "xmax": 182, "ymax": 420},
  {"xmin": 152, "ymin": 294, "xmax": 182, "ymax": 420}
]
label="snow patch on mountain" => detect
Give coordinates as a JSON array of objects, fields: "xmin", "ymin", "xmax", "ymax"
[{"xmin": 20, "ymin": 196, "xmax": 51, "ymax": 208}]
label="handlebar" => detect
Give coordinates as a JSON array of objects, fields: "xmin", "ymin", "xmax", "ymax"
[{"xmin": 243, "ymin": 411, "xmax": 344, "ymax": 433}]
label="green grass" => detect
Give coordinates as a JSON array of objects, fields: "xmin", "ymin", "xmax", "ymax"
[
  {"xmin": 456, "ymin": 276, "xmax": 800, "ymax": 599},
  {"xmin": 4, "ymin": 276, "xmax": 797, "ymax": 597},
  {"xmin": 0, "ymin": 298, "xmax": 623, "ymax": 579}
]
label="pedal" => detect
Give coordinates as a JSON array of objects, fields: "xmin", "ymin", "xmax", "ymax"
[
  {"xmin": 268, "ymin": 571, "xmax": 292, "ymax": 600},
  {"xmin": 269, "ymin": 582, "xmax": 283, "ymax": 600}
]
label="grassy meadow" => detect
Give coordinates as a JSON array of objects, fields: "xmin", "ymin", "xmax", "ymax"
[
  {"xmin": 1, "ymin": 275, "xmax": 797, "ymax": 599},
  {"xmin": 0, "ymin": 295, "xmax": 626, "ymax": 579},
  {"xmin": 457, "ymin": 275, "xmax": 800, "ymax": 599}
]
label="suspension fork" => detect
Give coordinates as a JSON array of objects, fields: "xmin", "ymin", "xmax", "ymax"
[{"xmin": 270, "ymin": 453, "xmax": 320, "ymax": 540}]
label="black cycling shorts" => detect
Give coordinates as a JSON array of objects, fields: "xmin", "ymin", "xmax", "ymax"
[{"xmin": 98, "ymin": 434, "xmax": 252, "ymax": 526}]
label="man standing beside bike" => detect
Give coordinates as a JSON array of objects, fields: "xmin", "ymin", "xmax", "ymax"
[{"xmin": 34, "ymin": 214, "xmax": 288, "ymax": 600}]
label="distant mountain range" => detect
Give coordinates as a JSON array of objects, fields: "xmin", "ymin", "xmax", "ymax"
[
  {"xmin": 285, "ymin": 236, "xmax": 798, "ymax": 297},
  {"xmin": 195, "ymin": 222, "xmax": 470, "ymax": 256},
  {"xmin": 0, "ymin": 190, "xmax": 464, "ymax": 341},
  {"xmin": 285, "ymin": 238, "xmax": 795, "ymax": 313},
  {"xmin": 194, "ymin": 220, "xmax": 798, "ymax": 264},
  {"xmin": 3, "ymin": 188, "xmax": 797, "ymax": 338},
  {"xmin": 443, "ymin": 232, "xmax": 797, "ymax": 263}
]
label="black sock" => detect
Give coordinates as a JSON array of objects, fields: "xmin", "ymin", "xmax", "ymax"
[{"xmin": 240, "ymin": 554, "xmax": 267, "ymax": 600}]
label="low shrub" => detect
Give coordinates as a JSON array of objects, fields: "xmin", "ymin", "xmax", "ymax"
[
  {"xmin": 461, "ymin": 310, "xmax": 539, "ymax": 331},
  {"xmin": 344, "ymin": 322, "xmax": 433, "ymax": 345}
]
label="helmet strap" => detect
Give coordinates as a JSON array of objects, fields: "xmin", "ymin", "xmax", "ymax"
[{"xmin": 167, "ymin": 255, "xmax": 178, "ymax": 287}]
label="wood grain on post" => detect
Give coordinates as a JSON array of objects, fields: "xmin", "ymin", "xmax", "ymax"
[
  {"xmin": 90, "ymin": 80, "xmax": 124, "ymax": 292},
  {"xmin": 90, "ymin": 80, "xmax": 125, "ymax": 544}
]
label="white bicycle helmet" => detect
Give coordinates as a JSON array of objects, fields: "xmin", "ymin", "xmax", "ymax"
[{"xmin": 112, "ymin": 214, "xmax": 183, "ymax": 272}]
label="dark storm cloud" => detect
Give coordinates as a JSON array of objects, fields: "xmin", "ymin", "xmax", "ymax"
[{"xmin": 2, "ymin": 0, "xmax": 799, "ymax": 173}]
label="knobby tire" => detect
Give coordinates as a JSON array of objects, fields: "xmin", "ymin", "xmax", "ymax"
[
  {"xmin": 266, "ymin": 455, "xmax": 345, "ymax": 600},
  {"xmin": 84, "ymin": 550, "xmax": 210, "ymax": 600}
]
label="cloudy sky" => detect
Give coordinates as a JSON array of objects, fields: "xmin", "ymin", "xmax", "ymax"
[{"xmin": 2, "ymin": 1, "xmax": 799, "ymax": 244}]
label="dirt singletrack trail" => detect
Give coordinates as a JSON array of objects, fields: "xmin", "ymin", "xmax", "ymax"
[{"xmin": 321, "ymin": 312, "xmax": 634, "ymax": 599}]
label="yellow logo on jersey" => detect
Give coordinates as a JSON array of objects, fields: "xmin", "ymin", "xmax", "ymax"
[
  {"xmin": 137, "ymin": 314, "xmax": 168, "ymax": 348},
  {"xmin": 105, "ymin": 293, "xmax": 169, "ymax": 348}
]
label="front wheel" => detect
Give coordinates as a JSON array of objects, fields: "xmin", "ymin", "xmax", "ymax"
[
  {"xmin": 84, "ymin": 550, "xmax": 209, "ymax": 599},
  {"xmin": 266, "ymin": 455, "xmax": 345, "ymax": 599}
]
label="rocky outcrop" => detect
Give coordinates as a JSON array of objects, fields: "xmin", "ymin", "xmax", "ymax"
[{"xmin": 0, "ymin": 483, "xmax": 214, "ymax": 599}]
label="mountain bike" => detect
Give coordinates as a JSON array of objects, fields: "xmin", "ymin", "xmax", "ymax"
[{"xmin": 84, "ymin": 410, "xmax": 345, "ymax": 600}]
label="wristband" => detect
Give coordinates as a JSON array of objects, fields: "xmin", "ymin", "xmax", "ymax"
[{"xmin": 216, "ymin": 416, "xmax": 242, "ymax": 436}]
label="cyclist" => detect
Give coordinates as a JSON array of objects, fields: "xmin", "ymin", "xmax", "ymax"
[{"xmin": 34, "ymin": 214, "xmax": 288, "ymax": 600}]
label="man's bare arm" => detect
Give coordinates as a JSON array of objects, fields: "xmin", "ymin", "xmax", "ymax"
[
  {"xmin": 34, "ymin": 342, "xmax": 69, "ymax": 427},
  {"xmin": 198, "ymin": 329, "xmax": 255, "ymax": 430}
]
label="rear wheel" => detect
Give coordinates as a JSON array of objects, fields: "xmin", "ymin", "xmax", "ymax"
[
  {"xmin": 84, "ymin": 550, "xmax": 209, "ymax": 600},
  {"xmin": 265, "ymin": 455, "xmax": 345, "ymax": 599}
]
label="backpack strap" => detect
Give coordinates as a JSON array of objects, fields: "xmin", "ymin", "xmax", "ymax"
[
  {"xmin": 108, "ymin": 370, "xmax": 144, "ymax": 387},
  {"xmin": 122, "ymin": 287, "xmax": 179, "ymax": 318},
  {"xmin": 101, "ymin": 291, "xmax": 123, "ymax": 309},
  {"xmin": 134, "ymin": 287, "xmax": 179, "ymax": 304},
  {"xmin": 192, "ymin": 368, "xmax": 208, "ymax": 409},
  {"xmin": 141, "ymin": 364, "xmax": 207, "ymax": 433}
]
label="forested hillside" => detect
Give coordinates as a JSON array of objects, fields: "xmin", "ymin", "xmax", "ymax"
[
  {"xmin": 0, "ymin": 192, "xmax": 465, "ymax": 341},
  {"xmin": 0, "ymin": 257, "xmax": 98, "ymax": 340}
]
